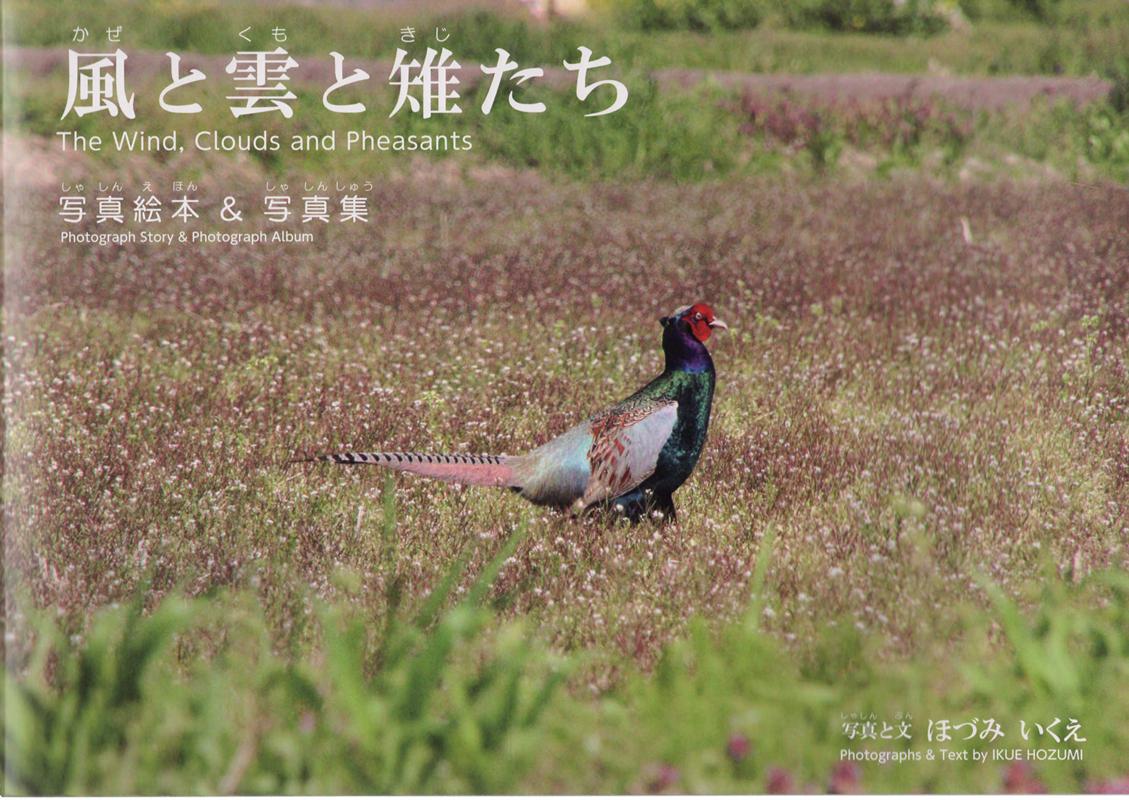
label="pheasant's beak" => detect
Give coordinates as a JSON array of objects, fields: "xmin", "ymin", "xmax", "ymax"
[{"xmin": 709, "ymin": 319, "xmax": 729, "ymax": 331}]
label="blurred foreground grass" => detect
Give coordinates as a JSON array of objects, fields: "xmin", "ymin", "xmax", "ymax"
[{"xmin": 5, "ymin": 499, "xmax": 1129, "ymax": 793}]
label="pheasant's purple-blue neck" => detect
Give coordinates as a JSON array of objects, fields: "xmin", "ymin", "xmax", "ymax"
[
  {"xmin": 663, "ymin": 320, "xmax": 715, "ymax": 373},
  {"xmin": 660, "ymin": 302, "xmax": 726, "ymax": 373}
]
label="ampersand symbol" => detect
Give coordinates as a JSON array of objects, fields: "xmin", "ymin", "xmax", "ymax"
[{"xmin": 220, "ymin": 196, "xmax": 243, "ymax": 222}]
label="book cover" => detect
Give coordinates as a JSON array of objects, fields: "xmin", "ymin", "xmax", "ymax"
[{"xmin": 3, "ymin": 0, "xmax": 1127, "ymax": 794}]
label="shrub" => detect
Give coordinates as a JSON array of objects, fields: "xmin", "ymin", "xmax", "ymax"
[
  {"xmin": 1081, "ymin": 104, "xmax": 1129, "ymax": 180},
  {"xmin": 958, "ymin": 0, "xmax": 1060, "ymax": 22},
  {"xmin": 598, "ymin": 0, "xmax": 766, "ymax": 31},
  {"xmin": 781, "ymin": 0, "xmax": 950, "ymax": 34},
  {"xmin": 428, "ymin": 9, "xmax": 589, "ymax": 66}
]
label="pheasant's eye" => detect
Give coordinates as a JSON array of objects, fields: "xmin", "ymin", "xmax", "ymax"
[{"xmin": 694, "ymin": 312, "xmax": 703, "ymax": 320}]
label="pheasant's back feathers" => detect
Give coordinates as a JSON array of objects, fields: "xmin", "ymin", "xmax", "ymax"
[{"xmin": 579, "ymin": 400, "xmax": 678, "ymax": 509}]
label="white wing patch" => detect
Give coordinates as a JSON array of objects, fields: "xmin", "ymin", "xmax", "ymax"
[{"xmin": 578, "ymin": 401, "xmax": 678, "ymax": 509}]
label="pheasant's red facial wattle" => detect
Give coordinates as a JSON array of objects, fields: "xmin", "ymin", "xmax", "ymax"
[{"xmin": 678, "ymin": 303, "xmax": 728, "ymax": 343}]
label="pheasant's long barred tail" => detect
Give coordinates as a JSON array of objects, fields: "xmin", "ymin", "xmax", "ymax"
[
  {"xmin": 298, "ymin": 450, "xmax": 519, "ymax": 488},
  {"xmin": 322, "ymin": 451, "xmax": 507, "ymax": 466}
]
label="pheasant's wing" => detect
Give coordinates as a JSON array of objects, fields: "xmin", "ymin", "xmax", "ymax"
[{"xmin": 577, "ymin": 399, "xmax": 678, "ymax": 510}]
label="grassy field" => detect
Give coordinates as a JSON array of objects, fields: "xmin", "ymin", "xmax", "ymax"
[
  {"xmin": 4, "ymin": 0, "xmax": 1129, "ymax": 793},
  {"xmin": 5, "ymin": 158, "xmax": 1129, "ymax": 790}
]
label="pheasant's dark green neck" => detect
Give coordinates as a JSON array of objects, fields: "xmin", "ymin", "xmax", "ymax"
[
  {"xmin": 622, "ymin": 319, "xmax": 716, "ymax": 500},
  {"xmin": 644, "ymin": 321, "xmax": 716, "ymax": 414},
  {"xmin": 662, "ymin": 320, "xmax": 715, "ymax": 375}
]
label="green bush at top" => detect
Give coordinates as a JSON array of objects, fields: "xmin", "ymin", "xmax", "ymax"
[
  {"xmin": 957, "ymin": 0, "xmax": 1060, "ymax": 22},
  {"xmin": 781, "ymin": 0, "xmax": 950, "ymax": 34},
  {"xmin": 595, "ymin": 0, "xmax": 767, "ymax": 31}
]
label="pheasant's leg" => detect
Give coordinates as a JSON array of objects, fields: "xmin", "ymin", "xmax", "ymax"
[
  {"xmin": 611, "ymin": 489, "xmax": 676, "ymax": 524},
  {"xmin": 654, "ymin": 493, "xmax": 677, "ymax": 524},
  {"xmin": 607, "ymin": 488, "xmax": 646, "ymax": 523}
]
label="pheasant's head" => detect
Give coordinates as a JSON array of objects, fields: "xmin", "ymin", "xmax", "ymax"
[{"xmin": 660, "ymin": 303, "xmax": 728, "ymax": 343}]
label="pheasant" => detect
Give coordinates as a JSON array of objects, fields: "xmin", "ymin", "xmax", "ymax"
[{"xmin": 297, "ymin": 303, "xmax": 727, "ymax": 522}]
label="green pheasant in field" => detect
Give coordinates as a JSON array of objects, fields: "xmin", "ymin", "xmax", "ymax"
[{"xmin": 296, "ymin": 303, "xmax": 727, "ymax": 521}]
